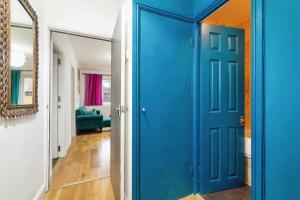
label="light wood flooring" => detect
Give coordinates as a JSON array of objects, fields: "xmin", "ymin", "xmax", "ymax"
[
  {"xmin": 43, "ymin": 132, "xmax": 115, "ymax": 200},
  {"xmin": 182, "ymin": 186, "xmax": 250, "ymax": 200},
  {"xmin": 43, "ymin": 131, "xmax": 247, "ymax": 200}
]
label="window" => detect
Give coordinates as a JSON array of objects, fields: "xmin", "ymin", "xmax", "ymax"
[{"xmin": 102, "ymin": 76, "xmax": 111, "ymax": 104}]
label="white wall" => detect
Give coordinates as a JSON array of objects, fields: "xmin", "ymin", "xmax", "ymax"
[
  {"xmin": 80, "ymin": 69, "xmax": 112, "ymax": 117},
  {"xmin": 0, "ymin": 1, "xmax": 122, "ymax": 200},
  {"xmin": 0, "ymin": 0, "xmax": 47, "ymax": 199},
  {"xmin": 42, "ymin": 3, "xmax": 120, "ymax": 198},
  {"xmin": 52, "ymin": 33, "xmax": 79, "ymax": 152},
  {"xmin": 44, "ymin": 0, "xmax": 119, "ymax": 38}
]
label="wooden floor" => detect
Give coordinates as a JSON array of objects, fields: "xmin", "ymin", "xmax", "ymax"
[
  {"xmin": 43, "ymin": 131, "xmax": 248, "ymax": 200},
  {"xmin": 201, "ymin": 186, "xmax": 251, "ymax": 200},
  {"xmin": 43, "ymin": 132, "xmax": 115, "ymax": 200},
  {"xmin": 181, "ymin": 195, "xmax": 204, "ymax": 200},
  {"xmin": 181, "ymin": 186, "xmax": 250, "ymax": 200}
]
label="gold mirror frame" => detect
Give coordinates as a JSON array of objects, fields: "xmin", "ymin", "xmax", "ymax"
[{"xmin": 0, "ymin": 0, "xmax": 39, "ymax": 118}]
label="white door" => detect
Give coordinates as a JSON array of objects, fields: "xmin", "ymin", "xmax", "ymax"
[
  {"xmin": 51, "ymin": 53, "xmax": 59, "ymax": 159},
  {"xmin": 111, "ymin": 8, "xmax": 127, "ymax": 200},
  {"xmin": 57, "ymin": 54, "xmax": 64, "ymax": 157},
  {"xmin": 51, "ymin": 52, "xmax": 64, "ymax": 159}
]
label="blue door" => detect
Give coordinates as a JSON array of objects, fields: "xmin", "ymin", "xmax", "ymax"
[
  {"xmin": 136, "ymin": 8, "xmax": 193, "ymax": 200},
  {"xmin": 200, "ymin": 23, "xmax": 245, "ymax": 193}
]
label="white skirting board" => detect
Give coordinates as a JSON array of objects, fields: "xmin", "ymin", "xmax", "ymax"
[{"xmin": 32, "ymin": 184, "xmax": 46, "ymax": 200}]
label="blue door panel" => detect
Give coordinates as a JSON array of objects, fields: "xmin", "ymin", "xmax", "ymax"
[
  {"xmin": 134, "ymin": 0, "xmax": 193, "ymax": 18},
  {"xmin": 200, "ymin": 23, "xmax": 245, "ymax": 194},
  {"xmin": 136, "ymin": 8, "xmax": 193, "ymax": 200}
]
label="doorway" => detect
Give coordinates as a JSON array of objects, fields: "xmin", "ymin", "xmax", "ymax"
[
  {"xmin": 46, "ymin": 29, "xmax": 124, "ymax": 199},
  {"xmin": 46, "ymin": 22, "xmax": 127, "ymax": 199},
  {"xmin": 199, "ymin": 0, "xmax": 252, "ymax": 199}
]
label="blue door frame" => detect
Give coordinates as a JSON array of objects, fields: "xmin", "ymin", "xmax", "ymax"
[{"xmin": 133, "ymin": 0, "xmax": 265, "ymax": 199}]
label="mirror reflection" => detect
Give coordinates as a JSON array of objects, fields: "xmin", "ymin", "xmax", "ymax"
[{"xmin": 10, "ymin": 0, "xmax": 34, "ymax": 105}]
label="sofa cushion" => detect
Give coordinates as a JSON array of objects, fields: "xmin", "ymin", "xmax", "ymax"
[{"xmin": 82, "ymin": 109, "xmax": 97, "ymax": 115}]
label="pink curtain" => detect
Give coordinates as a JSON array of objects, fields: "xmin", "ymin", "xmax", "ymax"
[{"xmin": 84, "ymin": 74, "xmax": 103, "ymax": 106}]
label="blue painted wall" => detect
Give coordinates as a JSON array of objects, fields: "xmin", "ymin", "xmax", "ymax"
[
  {"xmin": 264, "ymin": 0, "xmax": 300, "ymax": 199},
  {"xmin": 134, "ymin": 0, "xmax": 194, "ymax": 18},
  {"xmin": 134, "ymin": 0, "xmax": 223, "ymax": 19},
  {"xmin": 194, "ymin": 0, "xmax": 218, "ymax": 17}
]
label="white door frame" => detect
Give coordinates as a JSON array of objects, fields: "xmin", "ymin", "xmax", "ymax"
[{"xmin": 46, "ymin": 29, "xmax": 128, "ymax": 200}]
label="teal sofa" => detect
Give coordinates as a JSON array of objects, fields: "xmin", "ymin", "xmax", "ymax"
[
  {"xmin": 103, "ymin": 116, "xmax": 111, "ymax": 128},
  {"xmin": 76, "ymin": 107, "xmax": 103, "ymax": 133}
]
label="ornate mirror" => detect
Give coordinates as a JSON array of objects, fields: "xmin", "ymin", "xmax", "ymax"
[{"xmin": 0, "ymin": 0, "xmax": 39, "ymax": 118}]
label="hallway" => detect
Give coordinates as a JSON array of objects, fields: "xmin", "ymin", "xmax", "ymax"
[{"xmin": 43, "ymin": 132, "xmax": 115, "ymax": 200}]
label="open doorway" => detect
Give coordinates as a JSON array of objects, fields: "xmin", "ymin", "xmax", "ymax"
[
  {"xmin": 199, "ymin": 0, "xmax": 252, "ymax": 199},
  {"xmin": 46, "ymin": 30, "xmax": 119, "ymax": 199}
]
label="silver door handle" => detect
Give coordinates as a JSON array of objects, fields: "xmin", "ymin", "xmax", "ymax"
[
  {"xmin": 114, "ymin": 106, "xmax": 121, "ymax": 111},
  {"xmin": 141, "ymin": 108, "xmax": 147, "ymax": 113},
  {"xmin": 114, "ymin": 105, "xmax": 121, "ymax": 117}
]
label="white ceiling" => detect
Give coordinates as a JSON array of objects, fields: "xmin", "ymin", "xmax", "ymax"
[
  {"xmin": 68, "ymin": 34, "xmax": 111, "ymax": 71},
  {"xmin": 45, "ymin": 0, "xmax": 120, "ymax": 38}
]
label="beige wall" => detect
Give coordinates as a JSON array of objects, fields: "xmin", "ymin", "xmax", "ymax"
[{"xmin": 238, "ymin": 20, "xmax": 252, "ymax": 137}]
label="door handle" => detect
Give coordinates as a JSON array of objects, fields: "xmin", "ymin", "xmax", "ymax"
[
  {"xmin": 240, "ymin": 116, "xmax": 245, "ymax": 127},
  {"xmin": 114, "ymin": 105, "xmax": 121, "ymax": 117},
  {"xmin": 141, "ymin": 108, "xmax": 147, "ymax": 113}
]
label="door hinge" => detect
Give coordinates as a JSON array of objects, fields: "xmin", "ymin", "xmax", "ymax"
[
  {"xmin": 125, "ymin": 49, "xmax": 130, "ymax": 63},
  {"xmin": 58, "ymin": 146, "xmax": 61, "ymax": 152},
  {"xmin": 58, "ymin": 58, "xmax": 62, "ymax": 65}
]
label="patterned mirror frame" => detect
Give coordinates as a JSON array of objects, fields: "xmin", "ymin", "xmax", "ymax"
[{"xmin": 0, "ymin": 0, "xmax": 39, "ymax": 118}]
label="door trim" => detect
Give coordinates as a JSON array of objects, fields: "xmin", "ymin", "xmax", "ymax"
[{"xmin": 251, "ymin": 0, "xmax": 265, "ymax": 199}]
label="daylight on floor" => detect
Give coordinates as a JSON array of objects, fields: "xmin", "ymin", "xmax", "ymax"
[{"xmin": 0, "ymin": 0, "xmax": 298, "ymax": 200}]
